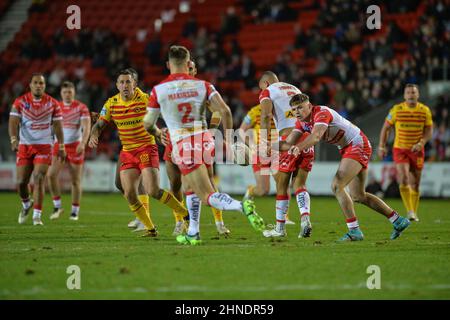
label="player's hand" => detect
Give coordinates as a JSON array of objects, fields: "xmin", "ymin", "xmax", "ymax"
[
  {"xmin": 57, "ymin": 149, "xmax": 66, "ymax": 162},
  {"xmin": 76, "ymin": 143, "xmax": 85, "ymax": 154},
  {"xmin": 288, "ymin": 145, "xmax": 300, "ymax": 157},
  {"xmin": 411, "ymin": 141, "xmax": 423, "ymax": 153},
  {"xmin": 88, "ymin": 136, "xmax": 98, "ymax": 149},
  {"xmin": 160, "ymin": 128, "xmax": 170, "ymax": 146},
  {"xmin": 377, "ymin": 146, "xmax": 386, "ymax": 159},
  {"xmin": 10, "ymin": 139, "xmax": 19, "ymax": 152}
]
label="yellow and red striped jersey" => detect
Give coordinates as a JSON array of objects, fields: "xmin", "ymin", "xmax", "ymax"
[
  {"xmin": 386, "ymin": 101, "xmax": 433, "ymax": 149},
  {"xmin": 99, "ymin": 88, "xmax": 155, "ymax": 151},
  {"xmin": 243, "ymin": 104, "xmax": 277, "ymax": 144}
]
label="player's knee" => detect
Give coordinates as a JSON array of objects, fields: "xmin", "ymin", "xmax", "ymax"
[
  {"xmin": 331, "ymin": 179, "xmax": 344, "ymax": 194},
  {"xmin": 351, "ymin": 192, "xmax": 366, "ymax": 204},
  {"xmin": 123, "ymin": 189, "xmax": 138, "ymax": 204},
  {"xmin": 71, "ymin": 178, "xmax": 81, "ymax": 188},
  {"xmin": 33, "ymin": 172, "xmax": 46, "ymax": 184}
]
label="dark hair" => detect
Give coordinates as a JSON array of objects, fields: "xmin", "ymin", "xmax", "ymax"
[
  {"xmin": 405, "ymin": 83, "xmax": 419, "ymax": 90},
  {"xmin": 168, "ymin": 45, "xmax": 190, "ymax": 65},
  {"xmin": 61, "ymin": 81, "xmax": 75, "ymax": 89},
  {"xmin": 117, "ymin": 68, "xmax": 138, "ymax": 82},
  {"xmin": 30, "ymin": 73, "xmax": 45, "ymax": 82},
  {"xmin": 290, "ymin": 93, "xmax": 310, "ymax": 106}
]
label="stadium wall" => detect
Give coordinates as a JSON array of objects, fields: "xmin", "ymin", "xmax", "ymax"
[{"xmin": 0, "ymin": 162, "xmax": 449, "ymax": 198}]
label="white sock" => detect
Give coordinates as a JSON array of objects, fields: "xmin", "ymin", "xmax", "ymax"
[
  {"xmin": 295, "ymin": 188, "xmax": 311, "ymax": 218},
  {"xmin": 21, "ymin": 197, "xmax": 31, "ymax": 210},
  {"xmin": 72, "ymin": 204, "xmax": 80, "ymax": 215},
  {"xmin": 52, "ymin": 196, "xmax": 62, "ymax": 209},
  {"xmin": 388, "ymin": 211, "xmax": 399, "ymax": 223},
  {"xmin": 275, "ymin": 195, "xmax": 289, "ymax": 231},
  {"xmin": 207, "ymin": 192, "xmax": 242, "ymax": 212},
  {"xmin": 33, "ymin": 209, "xmax": 42, "ymax": 219},
  {"xmin": 186, "ymin": 193, "xmax": 201, "ymax": 236},
  {"xmin": 215, "ymin": 221, "xmax": 224, "ymax": 227},
  {"xmin": 346, "ymin": 217, "xmax": 359, "ymax": 230}
]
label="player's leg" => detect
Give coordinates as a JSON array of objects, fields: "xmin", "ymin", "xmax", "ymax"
[
  {"xmin": 16, "ymin": 163, "xmax": 34, "ymax": 224},
  {"xmin": 67, "ymin": 162, "xmax": 84, "ymax": 220},
  {"xmin": 408, "ymin": 166, "xmax": 422, "ymax": 221},
  {"xmin": 47, "ymin": 156, "xmax": 65, "ymax": 219},
  {"xmin": 179, "ymin": 176, "xmax": 202, "ymax": 242},
  {"xmin": 120, "ymin": 168, "xmax": 157, "ymax": 236},
  {"xmin": 31, "ymin": 163, "xmax": 50, "ymax": 225},
  {"xmin": 140, "ymin": 166, "xmax": 188, "ymax": 217},
  {"xmin": 292, "ymin": 168, "xmax": 312, "ymax": 238},
  {"xmin": 331, "ymin": 158, "xmax": 365, "ymax": 241},
  {"xmin": 183, "ymin": 164, "xmax": 264, "ymax": 231},
  {"xmin": 207, "ymin": 165, "xmax": 231, "ymax": 236},
  {"xmin": 396, "ymin": 162, "xmax": 415, "ymax": 218},
  {"xmin": 245, "ymin": 166, "xmax": 271, "ymax": 200},
  {"xmin": 166, "ymin": 160, "xmax": 187, "ymax": 235},
  {"xmin": 348, "ymin": 167, "xmax": 410, "ymax": 239},
  {"xmin": 262, "ymin": 171, "xmax": 291, "ymax": 238},
  {"xmin": 116, "ymin": 156, "xmax": 141, "ymax": 229}
]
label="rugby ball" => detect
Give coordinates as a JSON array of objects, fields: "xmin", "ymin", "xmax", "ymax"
[{"xmin": 231, "ymin": 142, "xmax": 251, "ymax": 166}]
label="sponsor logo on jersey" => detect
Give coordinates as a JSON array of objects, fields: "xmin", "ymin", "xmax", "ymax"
[
  {"xmin": 285, "ymin": 110, "xmax": 295, "ymax": 118},
  {"xmin": 100, "ymin": 107, "xmax": 107, "ymax": 116}
]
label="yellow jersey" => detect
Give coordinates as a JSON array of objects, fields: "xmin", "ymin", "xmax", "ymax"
[
  {"xmin": 243, "ymin": 104, "xmax": 277, "ymax": 144},
  {"xmin": 386, "ymin": 101, "xmax": 433, "ymax": 149},
  {"xmin": 99, "ymin": 88, "xmax": 156, "ymax": 151}
]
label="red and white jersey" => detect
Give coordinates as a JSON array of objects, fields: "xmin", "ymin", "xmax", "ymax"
[
  {"xmin": 148, "ymin": 73, "xmax": 217, "ymax": 144},
  {"xmin": 259, "ymin": 82, "xmax": 302, "ymax": 133},
  {"xmin": 10, "ymin": 92, "xmax": 62, "ymax": 145},
  {"xmin": 295, "ymin": 105, "xmax": 361, "ymax": 149},
  {"xmin": 57, "ymin": 100, "xmax": 90, "ymax": 144}
]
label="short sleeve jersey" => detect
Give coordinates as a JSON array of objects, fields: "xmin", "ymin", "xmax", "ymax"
[
  {"xmin": 148, "ymin": 73, "xmax": 218, "ymax": 144},
  {"xmin": 259, "ymin": 82, "xmax": 302, "ymax": 132},
  {"xmin": 57, "ymin": 100, "xmax": 90, "ymax": 144},
  {"xmin": 99, "ymin": 88, "xmax": 155, "ymax": 151},
  {"xmin": 295, "ymin": 105, "xmax": 361, "ymax": 149},
  {"xmin": 385, "ymin": 102, "xmax": 433, "ymax": 149},
  {"xmin": 11, "ymin": 92, "xmax": 62, "ymax": 145}
]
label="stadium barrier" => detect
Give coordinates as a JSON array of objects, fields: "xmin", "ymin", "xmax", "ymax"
[{"xmin": 0, "ymin": 161, "xmax": 449, "ymax": 197}]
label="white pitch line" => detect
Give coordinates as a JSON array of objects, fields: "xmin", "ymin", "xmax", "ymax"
[{"xmin": 1, "ymin": 283, "xmax": 450, "ymax": 297}]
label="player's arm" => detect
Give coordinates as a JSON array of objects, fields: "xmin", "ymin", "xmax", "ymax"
[
  {"xmin": 53, "ymin": 119, "xmax": 66, "ymax": 161},
  {"xmin": 378, "ymin": 121, "xmax": 393, "ymax": 159},
  {"xmin": 259, "ymin": 98, "xmax": 273, "ymax": 141},
  {"xmin": 290, "ymin": 124, "xmax": 327, "ymax": 156},
  {"xmin": 81, "ymin": 117, "xmax": 91, "ymax": 146},
  {"xmin": 88, "ymin": 118, "xmax": 107, "ymax": 149},
  {"xmin": 8, "ymin": 106, "xmax": 20, "ymax": 152},
  {"xmin": 208, "ymin": 93, "xmax": 233, "ymax": 142},
  {"xmin": 411, "ymin": 125, "xmax": 433, "ymax": 152},
  {"xmin": 278, "ymin": 129, "xmax": 302, "ymax": 151},
  {"xmin": 209, "ymin": 111, "xmax": 222, "ymax": 129},
  {"xmin": 143, "ymin": 108, "xmax": 161, "ymax": 136}
]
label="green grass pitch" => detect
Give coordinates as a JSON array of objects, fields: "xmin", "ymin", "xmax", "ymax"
[{"xmin": 0, "ymin": 192, "xmax": 449, "ymax": 299}]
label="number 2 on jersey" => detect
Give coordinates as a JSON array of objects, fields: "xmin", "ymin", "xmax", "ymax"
[{"xmin": 178, "ymin": 102, "xmax": 194, "ymax": 124}]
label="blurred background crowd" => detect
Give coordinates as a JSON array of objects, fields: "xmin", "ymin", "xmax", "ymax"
[{"xmin": 0, "ymin": 0, "xmax": 448, "ymax": 165}]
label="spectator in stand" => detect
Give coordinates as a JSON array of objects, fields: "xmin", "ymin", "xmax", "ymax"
[{"xmin": 220, "ymin": 6, "xmax": 241, "ymax": 35}]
